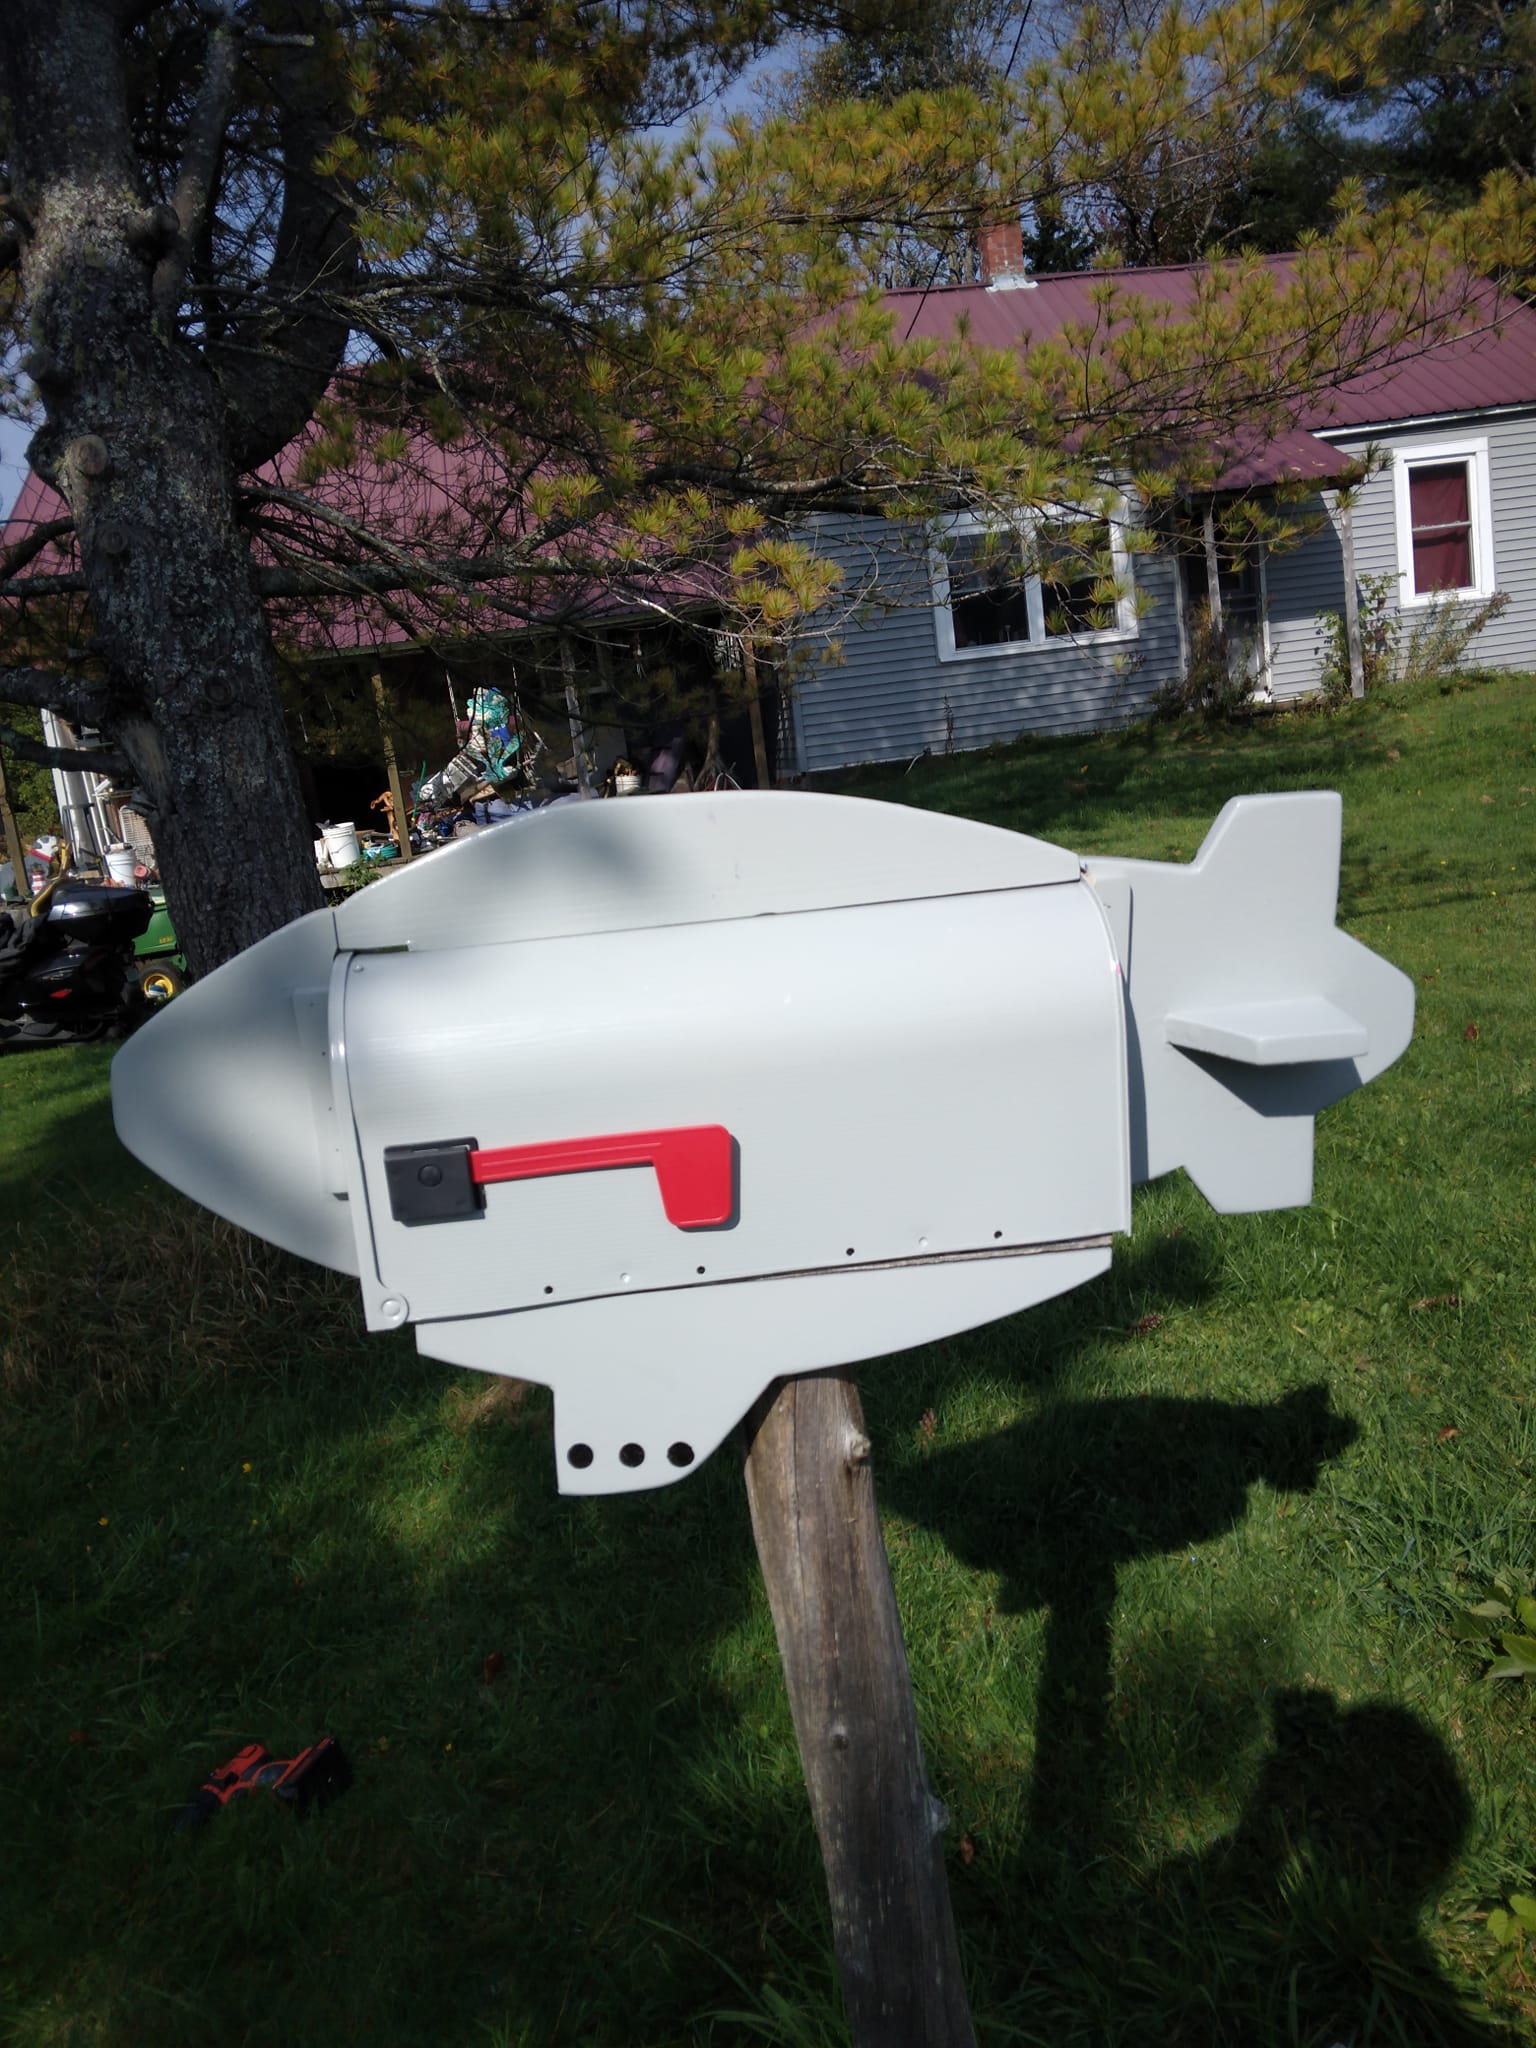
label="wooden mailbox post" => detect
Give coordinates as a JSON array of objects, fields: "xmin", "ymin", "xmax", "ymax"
[{"xmin": 747, "ymin": 1370, "xmax": 976, "ymax": 2044}]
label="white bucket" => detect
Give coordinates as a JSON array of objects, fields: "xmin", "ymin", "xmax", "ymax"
[
  {"xmin": 322, "ymin": 822, "xmax": 360, "ymax": 869},
  {"xmin": 104, "ymin": 843, "xmax": 138, "ymax": 887},
  {"xmin": 614, "ymin": 773, "xmax": 641, "ymax": 796}
]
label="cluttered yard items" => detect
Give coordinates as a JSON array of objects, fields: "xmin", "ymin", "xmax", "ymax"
[
  {"xmin": 417, "ymin": 682, "xmax": 525, "ymax": 811},
  {"xmin": 0, "ymin": 863, "xmax": 154, "ymax": 1050},
  {"xmin": 21, "ymin": 634, "xmax": 756, "ymax": 979},
  {"xmin": 7, "ymin": 661, "xmax": 748, "ymax": 1059},
  {"xmin": 174, "ymin": 1737, "xmax": 353, "ymax": 1832},
  {"xmin": 324, "ymin": 676, "xmax": 717, "ymax": 879},
  {"xmin": 112, "ymin": 786, "xmax": 1413, "ymax": 2045}
]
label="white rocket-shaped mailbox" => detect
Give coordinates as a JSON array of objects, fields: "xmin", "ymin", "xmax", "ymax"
[{"xmin": 112, "ymin": 790, "xmax": 1412, "ymax": 1493}]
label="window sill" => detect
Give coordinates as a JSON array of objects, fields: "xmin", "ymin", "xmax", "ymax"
[
  {"xmin": 1398, "ymin": 586, "xmax": 1494, "ymax": 610},
  {"xmin": 936, "ymin": 625, "xmax": 1139, "ymax": 663}
]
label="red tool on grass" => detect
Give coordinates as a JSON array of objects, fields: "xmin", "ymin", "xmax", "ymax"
[{"xmin": 176, "ymin": 1736, "xmax": 352, "ymax": 1830}]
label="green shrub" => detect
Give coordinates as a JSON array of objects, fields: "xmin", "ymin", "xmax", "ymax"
[
  {"xmin": 1398, "ymin": 588, "xmax": 1511, "ymax": 685},
  {"xmin": 1154, "ymin": 604, "xmax": 1259, "ymax": 720},
  {"xmin": 1320, "ymin": 581, "xmax": 1510, "ymax": 698},
  {"xmin": 1318, "ymin": 573, "xmax": 1398, "ymax": 701}
]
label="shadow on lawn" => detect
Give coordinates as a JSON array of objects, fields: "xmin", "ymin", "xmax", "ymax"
[
  {"xmin": 894, "ymin": 1381, "xmax": 1357, "ymax": 1847},
  {"xmin": 1140, "ymin": 1686, "xmax": 1503, "ymax": 2048},
  {"xmin": 2, "ymin": 1081, "xmax": 1515, "ymax": 2044},
  {"xmin": 885, "ymin": 1336, "xmax": 1514, "ymax": 2044}
]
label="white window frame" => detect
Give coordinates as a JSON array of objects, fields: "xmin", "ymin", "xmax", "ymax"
[
  {"xmin": 1390, "ymin": 437, "xmax": 1496, "ymax": 608},
  {"xmin": 931, "ymin": 506, "xmax": 1138, "ymax": 663}
]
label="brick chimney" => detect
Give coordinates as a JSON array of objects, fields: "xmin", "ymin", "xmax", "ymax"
[{"xmin": 978, "ymin": 218, "xmax": 1035, "ymax": 292}]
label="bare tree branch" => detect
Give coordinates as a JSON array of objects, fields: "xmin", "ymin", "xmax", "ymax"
[
  {"xmin": 0, "ymin": 721, "xmax": 126, "ymax": 776},
  {"xmin": 0, "ymin": 515, "xmax": 74, "ymax": 579},
  {"xmin": 153, "ymin": 12, "xmax": 242, "ymax": 324},
  {"xmin": 243, "ymin": 480, "xmax": 465, "ymax": 580},
  {"xmin": 0, "ymin": 570, "xmax": 89, "ymax": 600},
  {"xmin": 0, "ymin": 666, "xmax": 108, "ymax": 724},
  {"xmin": 250, "ymin": 548, "xmax": 543, "ymax": 600}
]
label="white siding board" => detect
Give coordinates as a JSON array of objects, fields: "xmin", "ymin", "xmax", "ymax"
[
  {"xmin": 785, "ymin": 411, "xmax": 1536, "ymax": 772},
  {"xmin": 1264, "ymin": 500, "xmax": 1346, "ymax": 701}
]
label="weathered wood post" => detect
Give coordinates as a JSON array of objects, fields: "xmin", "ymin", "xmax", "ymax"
[
  {"xmin": 1201, "ymin": 502, "xmax": 1225, "ymax": 636},
  {"xmin": 743, "ymin": 1370, "xmax": 977, "ymax": 2047},
  {"xmin": 0, "ymin": 750, "xmax": 29, "ymax": 892},
  {"xmin": 558, "ymin": 634, "xmax": 592, "ymax": 792},
  {"xmin": 369, "ymin": 669, "xmax": 413, "ymax": 863}
]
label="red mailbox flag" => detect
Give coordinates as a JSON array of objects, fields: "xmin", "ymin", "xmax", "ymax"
[{"xmin": 471, "ymin": 1125, "xmax": 734, "ymax": 1229}]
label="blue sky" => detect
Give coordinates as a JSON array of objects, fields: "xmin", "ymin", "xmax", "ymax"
[{"xmin": 0, "ymin": 412, "xmax": 31, "ymax": 521}]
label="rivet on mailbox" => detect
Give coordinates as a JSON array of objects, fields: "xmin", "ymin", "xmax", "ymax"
[{"xmin": 111, "ymin": 789, "xmax": 1413, "ymax": 1495}]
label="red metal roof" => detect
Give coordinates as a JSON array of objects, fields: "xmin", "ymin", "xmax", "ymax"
[
  {"xmin": 6, "ymin": 256, "xmax": 1532, "ymax": 653},
  {"xmin": 883, "ymin": 256, "xmax": 1536, "ymax": 432},
  {"xmin": 1, "ymin": 428, "xmax": 721, "ymax": 656},
  {"xmin": 1210, "ymin": 426, "xmax": 1361, "ymax": 491}
]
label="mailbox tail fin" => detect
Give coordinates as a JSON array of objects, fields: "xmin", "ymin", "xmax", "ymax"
[{"xmin": 1085, "ymin": 792, "xmax": 1415, "ymax": 1215}]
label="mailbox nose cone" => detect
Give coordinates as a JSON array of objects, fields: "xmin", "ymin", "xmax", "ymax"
[{"xmin": 111, "ymin": 908, "xmax": 358, "ymax": 1276}]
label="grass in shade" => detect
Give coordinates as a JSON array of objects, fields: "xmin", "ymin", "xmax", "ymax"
[{"xmin": 1, "ymin": 671, "xmax": 1533, "ymax": 2046}]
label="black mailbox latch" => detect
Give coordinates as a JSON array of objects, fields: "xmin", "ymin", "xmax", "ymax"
[{"xmin": 383, "ymin": 1139, "xmax": 482, "ymax": 1226}]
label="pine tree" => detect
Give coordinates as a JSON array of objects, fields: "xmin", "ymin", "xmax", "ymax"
[{"xmin": 0, "ymin": 0, "xmax": 1500, "ymax": 971}]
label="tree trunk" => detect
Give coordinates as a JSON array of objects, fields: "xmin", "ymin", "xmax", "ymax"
[
  {"xmin": 5, "ymin": 4, "xmax": 328, "ymax": 975},
  {"xmin": 743, "ymin": 1372, "xmax": 976, "ymax": 2048},
  {"xmin": 66, "ymin": 375, "xmax": 326, "ymax": 974},
  {"xmin": 742, "ymin": 638, "xmax": 772, "ymax": 790}
]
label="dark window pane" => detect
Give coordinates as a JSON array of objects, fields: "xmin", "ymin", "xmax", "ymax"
[
  {"xmin": 1408, "ymin": 462, "xmax": 1473, "ymax": 593},
  {"xmin": 947, "ymin": 534, "xmax": 1031, "ymax": 647},
  {"xmin": 1413, "ymin": 531, "xmax": 1473, "ymax": 592},
  {"xmin": 1040, "ymin": 518, "xmax": 1117, "ymax": 636},
  {"xmin": 1409, "ymin": 464, "xmax": 1469, "ymax": 530}
]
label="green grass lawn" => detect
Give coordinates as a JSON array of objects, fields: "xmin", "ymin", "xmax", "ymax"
[{"xmin": 2, "ymin": 674, "xmax": 1533, "ymax": 2047}]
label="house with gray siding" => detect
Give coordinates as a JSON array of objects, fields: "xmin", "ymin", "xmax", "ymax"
[
  {"xmin": 783, "ymin": 247, "xmax": 1536, "ymax": 777},
  {"xmin": 790, "ymin": 509, "xmax": 1185, "ymax": 772}
]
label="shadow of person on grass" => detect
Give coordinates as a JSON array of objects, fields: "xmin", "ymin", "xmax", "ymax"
[
  {"xmin": 1140, "ymin": 1687, "xmax": 1513, "ymax": 2047},
  {"xmin": 889, "ymin": 1381, "xmax": 1356, "ymax": 1845},
  {"xmin": 888, "ymin": 1376, "xmax": 1518, "ymax": 2044}
]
